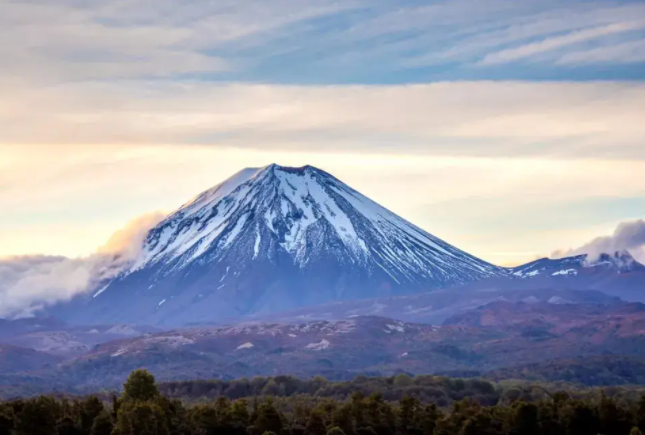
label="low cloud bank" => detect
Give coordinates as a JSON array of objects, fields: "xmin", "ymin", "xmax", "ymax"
[
  {"xmin": 553, "ymin": 219, "xmax": 645, "ymax": 263},
  {"xmin": 0, "ymin": 212, "xmax": 164, "ymax": 319}
]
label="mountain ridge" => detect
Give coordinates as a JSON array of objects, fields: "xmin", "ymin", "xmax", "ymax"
[{"xmin": 510, "ymin": 250, "xmax": 645, "ymax": 279}]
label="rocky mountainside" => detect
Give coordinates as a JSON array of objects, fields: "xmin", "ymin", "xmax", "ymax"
[{"xmin": 60, "ymin": 164, "xmax": 503, "ymax": 326}]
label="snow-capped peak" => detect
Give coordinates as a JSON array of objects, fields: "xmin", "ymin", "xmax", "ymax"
[
  {"xmin": 133, "ymin": 164, "xmax": 500, "ymax": 282},
  {"xmin": 83, "ymin": 164, "xmax": 504, "ymax": 325}
]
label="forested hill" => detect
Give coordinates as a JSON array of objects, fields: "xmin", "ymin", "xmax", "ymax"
[{"xmin": 4, "ymin": 370, "xmax": 645, "ymax": 435}]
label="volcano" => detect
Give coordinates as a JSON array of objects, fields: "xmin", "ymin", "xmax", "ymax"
[{"xmin": 63, "ymin": 164, "xmax": 503, "ymax": 325}]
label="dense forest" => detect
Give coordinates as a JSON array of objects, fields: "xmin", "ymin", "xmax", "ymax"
[{"xmin": 3, "ymin": 370, "xmax": 645, "ymax": 435}]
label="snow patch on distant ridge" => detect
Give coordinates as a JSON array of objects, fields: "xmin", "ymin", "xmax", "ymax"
[
  {"xmin": 236, "ymin": 342, "xmax": 254, "ymax": 350},
  {"xmin": 305, "ymin": 339, "xmax": 330, "ymax": 351}
]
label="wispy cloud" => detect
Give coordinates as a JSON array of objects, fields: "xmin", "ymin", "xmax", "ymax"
[
  {"xmin": 1, "ymin": 0, "xmax": 644, "ymax": 85},
  {"xmin": 556, "ymin": 38, "xmax": 645, "ymax": 65},
  {"xmin": 479, "ymin": 21, "xmax": 645, "ymax": 65},
  {"xmin": 0, "ymin": 0, "xmax": 357, "ymax": 82},
  {"xmin": 0, "ymin": 213, "xmax": 164, "ymax": 318},
  {"xmin": 1, "ymin": 81, "xmax": 643, "ymax": 159}
]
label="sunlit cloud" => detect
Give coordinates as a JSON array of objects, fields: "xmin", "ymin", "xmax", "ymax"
[
  {"xmin": 1, "ymin": 81, "xmax": 644, "ymax": 161},
  {"xmin": 0, "ymin": 213, "xmax": 163, "ymax": 318}
]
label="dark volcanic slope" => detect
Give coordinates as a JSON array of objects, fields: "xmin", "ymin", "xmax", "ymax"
[{"xmin": 59, "ymin": 164, "xmax": 502, "ymax": 326}]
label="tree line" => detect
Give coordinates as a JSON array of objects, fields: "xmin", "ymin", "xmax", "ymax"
[{"xmin": 2, "ymin": 370, "xmax": 645, "ymax": 435}]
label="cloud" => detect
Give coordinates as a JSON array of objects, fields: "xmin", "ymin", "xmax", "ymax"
[
  {"xmin": 553, "ymin": 220, "xmax": 645, "ymax": 263},
  {"xmin": 479, "ymin": 21, "xmax": 645, "ymax": 65},
  {"xmin": 0, "ymin": 0, "xmax": 356, "ymax": 83},
  {"xmin": 0, "ymin": 212, "xmax": 164, "ymax": 319},
  {"xmin": 1, "ymin": 81, "xmax": 644, "ymax": 160},
  {"xmin": 98, "ymin": 213, "xmax": 166, "ymax": 259},
  {"xmin": 1, "ymin": 0, "xmax": 644, "ymax": 86},
  {"xmin": 556, "ymin": 39, "xmax": 645, "ymax": 65}
]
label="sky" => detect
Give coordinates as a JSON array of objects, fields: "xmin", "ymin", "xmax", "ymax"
[{"xmin": 2, "ymin": 0, "xmax": 645, "ymax": 269}]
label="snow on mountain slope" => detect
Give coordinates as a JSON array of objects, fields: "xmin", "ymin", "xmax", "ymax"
[
  {"xmin": 136, "ymin": 164, "xmax": 496, "ymax": 278},
  {"xmin": 63, "ymin": 164, "xmax": 504, "ymax": 326}
]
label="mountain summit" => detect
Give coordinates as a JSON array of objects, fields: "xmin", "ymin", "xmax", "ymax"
[{"xmin": 65, "ymin": 164, "xmax": 503, "ymax": 325}]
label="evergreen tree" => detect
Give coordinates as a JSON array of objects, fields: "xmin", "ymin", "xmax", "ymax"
[
  {"xmin": 0, "ymin": 406, "xmax": 14, "ymax": 435},
  {"xmin": 393, "ymin": 375, "xmax": 413, "ymax": 388},
  {"xmin": 56, "ymin": 416, "xmax": 82, "ymax": 435},
  {"xmin": 536, "ymin": 399, "xmax": 563, "ymax": 435},
  {"xmin": 290, "ymin": 424, "xmax": 306, "ymax": 435},
  {"xmin": 231, "ymin": 399, "xmax": 250, "ymax": 427},
  {"xmin": 77, "ymin": 396, "xmax": 104, "ymax": 434},
  {"xmin": 332, "ymin": 404, "xmax": 355, "ymax": 435},
  {"xmin": 305, "ymin": 411, "xmax": 327, "ymax": 435},
  {"xmin": 156, "ymin": 397, "xmax": 192, "ymax": 435},
  {"xmin": 418, "ymin": 404, "xmax": 441, "ymax": 435},
  {"xmin": 564, "ymin": 402, "xmax": 599, "ymax": 435},
  {"xmin": 253, "ymin": 399, "xmax": 283, "ymax": 435},
  {"xmin": 190, "ymin": 404, "xmax": 219, "ymax": 435},
  {"xmin": 459, "ymin": 410, "xmax": 500, "ymax": 435},
  {"xmin": 122, "ymin": 370, "xmax": 160, "ymax": 402},
  {"xmin": 636, "ymin": 395, "xmax": 645, "ymax": 432},
  {"xmin": 397, "ymin": 396, "xmax": 418, "ymax": 435},
  {"xmin": 10, "ymin": 370, "xmax": 645, "ymax": 435},
  {"xmin": 90, "ymin": 411, "xmax": 114, "ymax": 435},
  {"xmin": 509, "ymin": 402, "xmax": 538, "ymax": 435},
  {"xmin": 599, "ymin": 392, "xmax": 632, "ymax": 435},
  {"xmin": 113, "ymin": 401, "xmax": 169, "ymax": 435},
  {"xmin": 14, "ymin": 397, "xmax": 59, "ymax": 435},
  {"xmin": 112, "ymin": 395, "xmax": 121, "ymax": 420},
  {"xmin": 351, "ymin": 393, "xmax": 366, "ymax": 430}
]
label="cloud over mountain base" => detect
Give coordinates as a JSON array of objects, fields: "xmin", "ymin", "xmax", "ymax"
[{"xmin": 0, "ymin": 213, "xmax": 164, "ymax": 319}]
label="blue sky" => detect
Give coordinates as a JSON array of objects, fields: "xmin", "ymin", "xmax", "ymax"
[
  {"xmin": 1, "ymin": 0, "xmax": 645, "ymax": 267},
  {"xmin": 210, "ymin": 0, "xmax": 645, "ymax": 83},
  {"xmin": 2, "ymin": 0, "xmax": 645, "ymax": 84}
]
